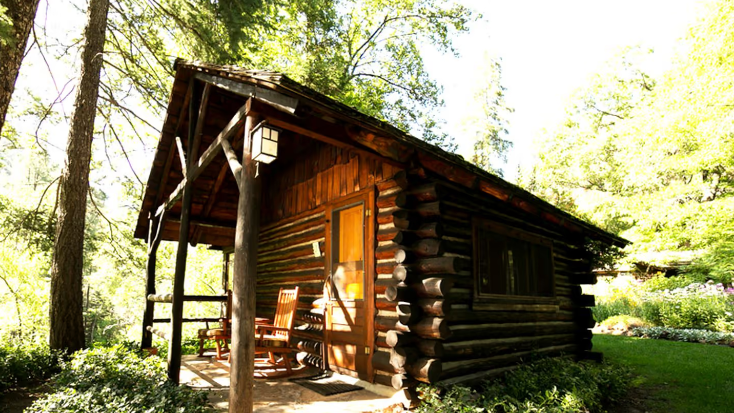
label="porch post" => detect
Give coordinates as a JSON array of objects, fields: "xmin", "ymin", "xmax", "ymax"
[
  {"xmin": 167, "ymin": 82, "xmax": 199, "ymax": 383},
  {"xmin": 229, "ymin": 111, "xmax": 261, "ymax": 413},
  {"xmin": 141, "ymin": 213, "xmax": 162, "ymax": 350}
]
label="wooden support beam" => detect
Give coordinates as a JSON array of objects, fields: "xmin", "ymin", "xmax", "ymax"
[
  {"xmin": 175, "ymin": 136, "xmax": 187, "ymax": 178},
  {"xmin": 194, "ymin": 72, "xmax": 299, "ymax": 114},
  {"xmin": 147, "ymin": 325, "xmax": 170, "ymax": 340},
  {"xmin": 167, "ymin": 83, "xmax": 199, "ymax": 383},
  {"xmin": 221, "ymin": 136, "xmax": 242, "ymax": 187},
  {"xmin": 155, "ymin": 103, "xmax": 249, "ymax": 217},
  {"xmin": 141, "ymin": 213, "xmax": 163, "ymax": 350},
  {"xmin": 230, "ymin": 113, "xmax": 261, "ymax": 413}
]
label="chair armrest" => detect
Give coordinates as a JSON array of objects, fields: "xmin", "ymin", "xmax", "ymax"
[{"xmin": 255, "ymin": 325, "xmax": 290, "ymax": 332}]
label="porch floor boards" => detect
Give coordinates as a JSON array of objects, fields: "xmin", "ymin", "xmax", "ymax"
[{"xmin": 180, "ymin": 355, "xmax": 405, "ymax": 412}]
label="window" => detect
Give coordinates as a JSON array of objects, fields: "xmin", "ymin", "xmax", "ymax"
[
  {"xmin": 330, "ymin": 203, "xmax": 364, "ymax": 300},
  {"xmin": 474, "ymin": 219, "xmax": 555, "ymax": 299}
]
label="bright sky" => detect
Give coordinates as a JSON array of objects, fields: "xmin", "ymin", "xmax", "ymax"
[{"xmin": 426, "ymin": 0, "xmax": 707, "ymax": 182}]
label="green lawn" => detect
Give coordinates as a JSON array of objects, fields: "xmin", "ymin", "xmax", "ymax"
[{"xmin": 594, "ymin": 334, "xmax": 734, "ymax": 413}]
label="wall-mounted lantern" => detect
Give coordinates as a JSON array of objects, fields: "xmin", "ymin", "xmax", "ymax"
[{"xmin": 251, "ymin": 121, "xmax": 280, "ymax": 164}]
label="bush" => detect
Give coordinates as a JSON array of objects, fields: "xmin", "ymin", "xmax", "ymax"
[
  {"xmin": 26, "ymin": 345, "xmax": 213, "ymax": 413},
  {"xmin": 631, "ymin": 326, "xmax": 734, "ymax": 345},
  {"xmin": 599, "ymin": 315, "xmax": 648, "ymax": 329},
  {"xmin": 417, "ymin": 357, "xmax": 631, "ymax": 413},
  {"xmin": 0, "ymin": 343, "xmax": 61, "ymax": 393},
  {"xmin": 594, "ymin": 279, "xmax": 734, "ymax": 332}
]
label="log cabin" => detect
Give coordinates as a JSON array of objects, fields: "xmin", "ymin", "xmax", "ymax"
[{"xmin": 134, "ymin": 60, "xmax": 627, "ymax": 406}]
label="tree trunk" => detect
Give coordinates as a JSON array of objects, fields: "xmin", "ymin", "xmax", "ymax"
[
  {"xmin": 49, "ymin": 0, "xmax": 109, "ymax": 354},
  {"xmin": 0, "ymin": 0, "xmax": 40, "ymax": 135}
]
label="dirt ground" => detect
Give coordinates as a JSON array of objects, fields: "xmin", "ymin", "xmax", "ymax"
[{"xmin": 0, "ymin": 383, "xmax": 49, "ymax": 413}]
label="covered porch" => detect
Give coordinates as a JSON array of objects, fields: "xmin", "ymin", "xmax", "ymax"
[{"xmin": 179, "ymin": 355, "xmax": 407, "ymax": 412}]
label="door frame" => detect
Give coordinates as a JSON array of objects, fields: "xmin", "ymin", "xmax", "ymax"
[{"xmin": 323, "ymin": 186, "xmax": 375, "ymax": 382}]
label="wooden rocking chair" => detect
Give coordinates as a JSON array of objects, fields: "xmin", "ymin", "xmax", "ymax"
[
  {"xmin": 197, "ymin": 290, "xmax": 232, "ymax": 360},
  {"xmin": 254, "ymin": 286, "xmax": 300, "ymax": 377}
]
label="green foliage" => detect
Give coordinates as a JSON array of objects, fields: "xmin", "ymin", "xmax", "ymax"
[
  {"xmin": 417, "ymin": 357, "xmax": 631, "ymax": 413},
  {"xmin": 593, "ymin": 277, "xmax": 734, "ymax": 332},
  {"xmin": 522, "ymin": 0, "xmax": 734, "ymax": 278},
  {"xmin": 0, "ymin": 343, "xmax": 61, "ymax": 393},
  {"xmin": 631, "ymin": 326, "xmax": 734, "ymax": 345},
  {"xmin": 598, "ymin": 314, "xmax": 649, "ymax": 329},
  {"xmin": 0, "ymin": 5, "xmax": 13, "ymax": 47},
  {"xmin": 468, "ymin": 56, "xmax": 514, "ymax": 176},
  {"xmin": 26, "ymin": 345, "xmax": 213, "ymax": 413}
]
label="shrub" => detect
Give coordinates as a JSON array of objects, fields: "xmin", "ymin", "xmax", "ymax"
[
  {"xmin": 26, "ymin": 345, "xmax": 213, "ymax": 413},
  {"xmin": 417, "ymin": 357, "xmax": 631, "ymax": 413},
  {"xmin": 594, "ymin": 279, "xmax": 734, "ymax": 332},
  {"xmin": 599, "ymin": 315, "xmax": 649, "ymax": 329},
  {"xmin": 631, "ymin": 326, "xmax": 734, "ymax": 345},
  {"xmin": 0, "ymin": 343, "xmax": 61, "ymax": 393}
]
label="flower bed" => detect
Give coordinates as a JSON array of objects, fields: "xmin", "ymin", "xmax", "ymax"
[{"xmin": 630, "ymin": 326, "xmax": 734, "ymax": 345}]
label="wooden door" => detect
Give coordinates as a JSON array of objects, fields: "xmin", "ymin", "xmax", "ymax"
[{"xmin": 325, "ymin": 189, "xmax": 374, "ymax": 381}]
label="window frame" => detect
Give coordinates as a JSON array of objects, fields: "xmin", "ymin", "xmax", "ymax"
[{"xmin": 472, "ymin": 217, "xmax": 558, "ymax": 309}]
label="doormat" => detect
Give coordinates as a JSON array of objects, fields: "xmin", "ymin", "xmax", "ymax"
[{"xmin": 289, "ymin": 372, "xmax": 363, "ymax": 396}]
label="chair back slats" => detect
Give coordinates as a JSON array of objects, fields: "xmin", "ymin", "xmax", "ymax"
[{"xmin": 273, "ymin": 287, "xmax": 299, "ymax": 340}]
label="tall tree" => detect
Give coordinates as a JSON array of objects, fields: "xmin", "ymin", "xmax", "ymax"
[
  {"xmin": 467, "ymin": 56, "xmax": 513, "ymax": 176},
  {"xmin": 0, "ymin": 0, "xmax": 41, "ymax": 136},
  {"xmin": 49, "ymin": 0, "xmax": 109, "ymax": 353}
]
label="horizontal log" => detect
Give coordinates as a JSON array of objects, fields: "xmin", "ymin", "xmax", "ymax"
[
  {"xmin": 441, "ymin": 345, "xmax": 577, "ymax": 379},
  {"xmin": 448, "ymin": 321, "xmax": 580, "ymax": 342},
  {"xmin": 376, "ymin": 298, "xmax": 397, "ymax": 311},
  {"xmin": 377, "ymin": 209, "xmax": 396, "ymax": 225},
  {"xmin": 376, "ymin": 278, "xmax": 397, "ymax": 295},
  {"xmin": 409, "ymin": 317, "xmax": 452, "ymax": 340},
  {"xmin": 417, "ymin": 340, "xmax": 444, "ymax": 358},
  {"xmin": 393, "ymin": 170, "xmax": 418, "ymax": 190},
  {"xmin": 437, "ymin": 365, "xmax": 517, "ymax": 388},
  {"xmin": 377, "ymin": 261, "xmax": 397, "ymax": 275},
  {"xmin": 405, "ymin": 182, "xmax": 444, "ymax": 203},
  {"xmin": 417, "ymin": 298, "xmax": 452, "ymax": 317},
  {"xmin": 405, "ymin": 358, "xmax": 442, "ymax": 384},
  {"xmin": 442, "ymin": 334, "xmax": 577, "ymax": 359},
  {"xmin": 386, "ymin": 331, "xmax": 417, "ymax": 348},
  {"xmin": 392, "ymin": 210, "xmax": 421, "ymax": 230},
  {"xmin": 395, "ymin": 222, "xmax": 444, "ymax": 244},
  {"xmin": 146, "ymin": 325, "xmax": 170, "ymax": 340},
  {"xmin": 397, "ymin": 303, "xmax": 422, "ymax": 325},
  {"xmin": 390, "ymin": 347, "xmax": 418, "ymax": 369},
  {"xmin": 391, "ymin": 374, "xmax": 418, "ymax": 390},
  {"xmin": 415, "ymin": 257, "xmax": 471, "ymax": 275},
  {"xmin": 147, "ymin": 294, "xmax": 173, "ymax": 303},
  {"xmin": 376, "ymin": 334, "xmax": 390, "ymax": 349},
  {"xmin": 377, "ymin": 178, "xmax": 399, "ymax": 192},
  {"xmin": 377, "ymin": 227, "xmax": 399, "ymax": 241},
  {"xmin": 256, "ymin": 269, "xmax": 324, "ymax": 285},
  {"xmin": 447, "ymin": 309, "xmax": 576, "ymax": 325},
  {"xmin": 372, "ymin": 350, "xmax": 405, "ymax": 374},
  {"xmin": 152, "ymin": 317, "xmax": 223, "ymax": 324},
  {"xmin": 412, "ymin": 277, "xmax": 454, "ymax": 298},
  {"xmin": 377, "ymin": 192, "xmax": 407, "ymax": 209},
  {"xmin": 386, "ymin": 284, "xmax": 414, "ymax": 302},
  {"xmin": 375, "ymin": 317, "xmax": 409, "ymax": 333},
  {"xmin": 376, "ymin": 244, "xmax": 400, "ymax": 260},
  {"xmin": 413, "ymin": 202, "xmax": 444, "ymax": 217}
]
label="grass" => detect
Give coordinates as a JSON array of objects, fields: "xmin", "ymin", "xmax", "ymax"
[{"xmin": 594, "ymin": 334, "xmax": 734, "ymax": 413}]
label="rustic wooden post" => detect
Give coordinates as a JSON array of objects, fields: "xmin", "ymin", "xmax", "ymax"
[
  {"xmin": 167, "ymin": 82, "xmax": 198, "ymax": 383},
  {"xmin": 229, "ymin": 110, "xmax": 260, "ymax": 413},
  {"xmin": 141, "ymin": 213, "xmax": 162, "ymax": 350}
]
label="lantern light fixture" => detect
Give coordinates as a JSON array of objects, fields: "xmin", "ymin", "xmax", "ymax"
[{"xmin": 251, "ymin": 121, "xmax": 280, "ymax": 164}]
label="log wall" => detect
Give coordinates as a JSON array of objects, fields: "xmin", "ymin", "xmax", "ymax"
[
  {"xmin": 254, "ymin": 141, "xmax": 400, "ymax": 370},
  {"xmin": 372, "ymin": 168, "xmax": 597, "ymax": 389}
]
